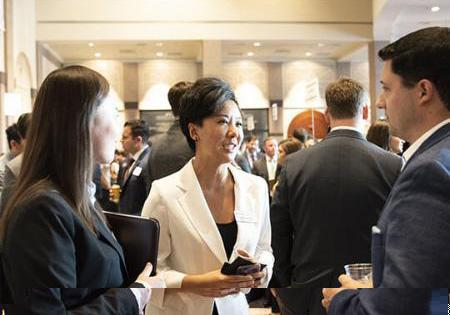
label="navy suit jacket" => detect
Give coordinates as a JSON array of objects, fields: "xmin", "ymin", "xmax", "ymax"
[
  {"xmin": 119, "ymin": 146, "xmax": 151, "ymax": 215},
  {"xmin": 330, "ymin": 123, "xmax": 450, "ymax": 315}
]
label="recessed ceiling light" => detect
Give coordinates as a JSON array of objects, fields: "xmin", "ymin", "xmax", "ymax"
[
  {"xmin": 317, "ymin": 43, "xmax": 325, "ymax": 48},
  {"xmin": 156, "ymin": 52, "xmax": 164, "ymax": 57},
  {"xmin": 156, "ymin": 42, "xmax": 163, "ymax": 47},
  {"xmin": 431, "ymin": 6, "xmax": 440, "ymax": 12},
  {"xmin": 305, "ymin": 52, "xmax": 312, "ymax": 57},
  {"xmin": 253, "ymin": 42, "xmax": 261, "ymax": 47},
  {"xmin": 88, "ymin": 42, "xmax": 95, "ymax": 47},
  {"xmin": 94, "ymin": 52, "xmax": 101, "ymax": 58},
  {"xmin": 247, "ymin": 52, "xmax": 254, "ymax": 57}
]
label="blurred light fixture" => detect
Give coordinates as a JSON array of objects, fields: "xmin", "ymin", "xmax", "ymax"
[
  {"xmin": 253, "ymin": 42, "xmax": 261, "ymax": 47},
  {"xmin": 305, "ymin": 52, "xmax": 312, "ymax": 57},
  {"xmin": 431, "ymin": 6, "xmax": 440, "ymax": 12},
  {"xmin": 317, "ymin": 43, "xmax": 325, "ymax": 47},
  {"xmin": 156, "ymin": 42, "xmax": 163, "ymax": 47},
  {"xmin": 88, "ymin": 42, "xmax": 95, "ymax": 47},
  {"xmin": 247, "ymin": 52, "xmax": 254, "ymax": 57},
  {"xmin": 156, "ymin": 52, "xmax": 164, "ymax": 57},
  {"xmin": 94, "ymin": 52, "xmax": 102, "ymax": 58}
]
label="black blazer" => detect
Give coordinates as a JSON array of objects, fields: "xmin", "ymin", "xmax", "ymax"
[
  {"xmin": 1, "ymin": 191, "xmax": 140, "ymax": 314},
  {"xmin": 146, "ymin": 121, "xmax": 194, "ymax": 190},
  {"xmin": 120, "ymin": 147, "xmax": 151, "ymax": 215},
  {"xmin": 271, "ymin": 129, "xmax": 402, "ymax": 287}
]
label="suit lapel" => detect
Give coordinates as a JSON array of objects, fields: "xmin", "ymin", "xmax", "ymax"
[
  {"xmin": 176, "ymin": 161, "xmax": 228, "ymax": 263},
  {"xmin": 122, "ymin": 147, "xmax": 150, "ymax": 190}
]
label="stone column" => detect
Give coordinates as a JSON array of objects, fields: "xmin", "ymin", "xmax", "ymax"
[
  {"xmin": 368, "ymin": 41, "xmax": 389, "ymax": 122},
  {"xmin": 202, "ymin": 40, "xmax": 222, "ymax": 78}
]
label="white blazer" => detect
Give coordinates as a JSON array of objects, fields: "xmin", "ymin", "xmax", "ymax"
[{"xmin": 142, "ymin": 159, "xmax": 274, "ymax": 315}]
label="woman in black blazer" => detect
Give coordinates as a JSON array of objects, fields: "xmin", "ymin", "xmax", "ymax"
[{"xmin": 0, "ymin": 66, "xmax": 161, "ymax": 314}]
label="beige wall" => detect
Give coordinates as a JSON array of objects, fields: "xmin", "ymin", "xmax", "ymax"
[{"xmin": 138, "ymin": 60, "xmax": 199, "ymax": 110}]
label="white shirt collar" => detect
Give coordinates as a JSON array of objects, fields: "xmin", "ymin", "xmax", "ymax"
[
  {"xmin": 132, "ymin": 144, "xmax": 149, "ymax": 161},
  {"xmin": 402, "ymin": 118, "xmax": 450, "ymax": 164},
  {"xmin": 87, "ymin": 181, "xmax": 97, "ymax": 206}
]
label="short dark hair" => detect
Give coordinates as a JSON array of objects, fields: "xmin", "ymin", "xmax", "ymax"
[
  {"xmin": 168, "ymin": 81, "xmax": 193, "ymax": 117},
  {"xmin": 325, "ymin": 77, "xmax": 365, "ymax": 119},
  {"xmin": 244, "ymin": 134, "xmax": 257, "ymax": 143},
  {"xmin": 5, "ymin": 124, "xmax": 21, "ymax": 149},
  {"xmin": 366, "ymin": 120, "xmax": 391, "ymax": 151},
  {"xmin": 17, "ymin": 113, "xmax": 31, "ymax": 140},
  {"xmin": 279, "ymin": 137, "xmax": 303, "ymax": 155},
  {"xmin": 292, "ymin": 128, "xmax": 310, "ymax": 144},
  {"xmin": 378, "ymin": 27, "xmax": 450, "ymax": 110},
  {"xmin": 124, "ymin": 120, "xmax": 150, "ymax": 144},
  {"xmin": 179, "ymin": 77, "xmax": 238, "ymax": 150}
]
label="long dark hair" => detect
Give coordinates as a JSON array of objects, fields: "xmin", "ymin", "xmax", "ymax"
[{"xmin": 0, "ymin": 65, "xmax": 109, "ymax": 240}]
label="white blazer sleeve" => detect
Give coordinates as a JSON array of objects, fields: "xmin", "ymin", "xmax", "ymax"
[
  {"xmin": 141, "ymin": 183, "xmax": 186, "ymax": 308},
  {"xmin": 254, "ymin": 180, "xmax": 274, "ymax": 287}
]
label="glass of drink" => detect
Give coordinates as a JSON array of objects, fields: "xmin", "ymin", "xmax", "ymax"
[
  {"xmin": 344, "ymin": 263, "xmax": 372, "ymax": 285},
  {"xmin": 110, "ymin": 184, "xmax": 121, "ymax": 204}
]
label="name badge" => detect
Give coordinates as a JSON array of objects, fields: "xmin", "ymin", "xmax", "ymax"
[
  {"xmin": 132, "ymin": 166, "xmax": 142, "ymax": 176},
  {"xmin": 235, "ymin": 211, "xmax": 256, "ymax": 223}
]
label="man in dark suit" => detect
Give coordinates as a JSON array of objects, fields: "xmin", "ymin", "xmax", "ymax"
[
  {"xmin": 235, "ymin": 134, "xmax": 260, "ymax": 173},
  {"xmin": 252, "ymin": 137, "xmax": 278, "ymax": 187},
  {"xmin": 271, "ymin": 78, "xmax": 402, "ymax": 315},
  {"xmin": 324, "ymin": 27, "xmax": 450, "ymax": 315},
  {"xmin": 119, "ymin": 119, "xmax": 151, "ymax": 215},
  {"xmin": 146, "ymin": 81, "xmax": 194, "ymax": 190}
]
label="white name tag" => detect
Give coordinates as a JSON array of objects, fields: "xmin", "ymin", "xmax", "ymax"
[{"xmin": 132, "ymin": 166, "xmax": 142, "ymax": 176}]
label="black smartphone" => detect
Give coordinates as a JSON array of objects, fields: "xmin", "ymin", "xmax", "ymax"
[{"xmin": 236, "ymin": 264, "xmax": 260, "ymax": 275}]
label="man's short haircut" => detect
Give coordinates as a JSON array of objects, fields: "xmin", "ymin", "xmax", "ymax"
[
  {"xmin": 5, "ymin": 124, "xmax": 21, "ymax": 149},
  {"xmin": 292, "ymin": 128, "xmax": 310, "ymax": 144},
  {"xmin": 179, "ymin": 77, "xmax": 238, "ymax": 150},
  {"xmin": 244, "ymin": 134, "xmax": 257, "ymax": 143},
  {"xmin": 124, "ymin": 119, "xmax": 150, "ymax": 144},
  {"xmin": 325, "ymin": 77, "xmax": 365, "ymax": 119},
  {"xmin": 16, "ymin": 113, "xmax": 31, "ymax": 140},
  {"xmin": 263, "ymin": 137, "xmax": 277, "ymax": 145},
  {"xmin": 378, "ymin": 27, "xmax": 450, "ymax": 110},
  {"xmin": 168, "ymin": 81, "xmax": 193, "ymax": 117}
]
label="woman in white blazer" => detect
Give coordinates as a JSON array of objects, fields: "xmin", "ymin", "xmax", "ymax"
[{"xmin": 142, "ymin": 78, "xmax": 274, "ymax": 315}]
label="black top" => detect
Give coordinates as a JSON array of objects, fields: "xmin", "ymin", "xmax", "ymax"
[{"xmin": 216, "ymin": 220, "xmax": 238, "ymax": 260}]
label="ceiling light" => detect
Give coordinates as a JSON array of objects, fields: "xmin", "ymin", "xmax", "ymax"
[
  {"xmin": 156, "ymin": 52, "xmax": 164, "ymax": 57},
  {"xmin": 156, "ymin": 42, "xmax": 163, "ymax": 47},
  {"xmin": 431, "ymin": 6, "xmax": 440, "ymax": 12},
  {"xmin": 88, "ymin": 42, "xmax": 95, "ymax": 47},
  {"xmin": 305, "ymin": 52, "xmax": 312, "ymax": 57},
  {"xmin": 247, "ymin": 52, "xmax": 254, "ymax": 57},
  {"xmin": 94, "ymin": 52, "xmax": 101, "ymax": 58},
  {"xmin": 253, "ymin": 42, "xmax": 261, "ymax": 47}
]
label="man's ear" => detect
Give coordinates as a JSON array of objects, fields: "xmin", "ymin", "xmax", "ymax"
[
  {"xmin": 134, "ymin": 135, "xmax": 143, "ymax": 146},
  {"xmin": 362, "ymin": 105, "xmax": 369, "ymax": 120},
  {"xmin": 417, "ymin": 79, "xmax": 434, "ymax": 105},
  {"xmin": 324, "ymin": 107, "xmax": 331, "ymax": 126}
]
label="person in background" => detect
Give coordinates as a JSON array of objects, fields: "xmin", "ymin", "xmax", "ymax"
[
  {"xmin": 0, "ymin": 124, "xmax": 24, "ymax": 200},
  {"xmin": 235, "ymin": 134, "xmax": 260, "ymax": 173},
  {"xmin": 118, "ymin": 119, "xmax": 151, "ymax": 215},
  {"xmin": 0, "ymin": 113, "xmax": 31, "ymax": 214},
  {"xmin": 252, "ymin": 137, "xmax": 278, "ymax": 192},
  {"xmin": 323, "ymin": 26, "xmax": 450, "ymax": 315},
  {"xmin": 0, "ymin": 65, "xmax": 164, "ymax": 314},
  {"xmin": 271, "ymin": 137, "xmax": 303, "ymax": 195},
  {"xmin": 366, "ymin": 120, "xmax": 391, "ymax": 151},
  {"xmin": 142, "ymin": 77, "xmax": 273, "ymax": 315},
  {"xmin": 292, "ymin": 128, "xmax": 310, "ymax": 146},
  {"xmin": 271, "ymin": 78, "xmax": 402, "ymax": 315},
  {"xmin": 389, "ymin": 135, "xmax": 405, "ymax": 155},
  {"xmin": 146, "ymin": 81, "xmax": 194, "ymax": 191}
]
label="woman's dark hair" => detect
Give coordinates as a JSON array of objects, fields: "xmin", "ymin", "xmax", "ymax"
[
  {"xmin": 0, "ymin": 65, "xmax": 110, "ymax": 240},
  {"xmin": 279, "ymin": 137, "xmax": 303, "ymax": 156},
  {"xmin": 179, "ymin": 77, "xmax": 238, "ymax": 150},
  {"xmin": 366, "ymin": 120, "xmax": 391, "ymax": 151}
]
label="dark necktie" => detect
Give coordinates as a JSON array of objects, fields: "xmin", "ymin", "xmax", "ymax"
[{"xmin": 123, "ymin": 158, "xmax": 135, "ymax": 183}]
